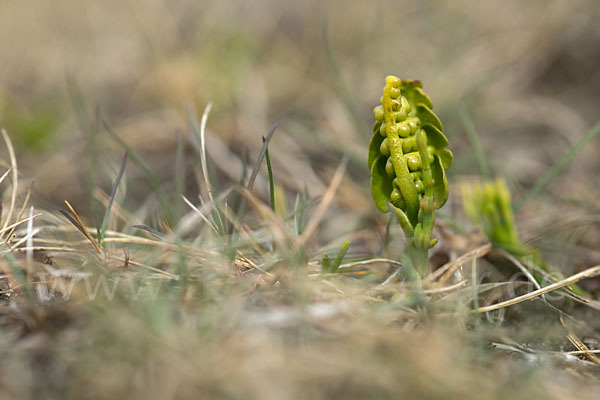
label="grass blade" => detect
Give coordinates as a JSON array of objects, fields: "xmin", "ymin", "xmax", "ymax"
[
  {"xmin": 247, "ymin": 123, "xmax": 279, "ymax": 191},
  {"xmin": 199, "ymin": 104, "xmax": 214, "ymax": 204},
  {"xmin": 132, "ymin": 224, "xmax": 168, "ymax": 239},
  {"xmin": 320, "ymin": 254, "xmax": 331, "ymax": 274},
  {"xmin": 0, "ymin": 129, "xmax": 18, "ymax": 242},
  {"xmin": 458, "ymin": 105, "xmax": 490, "ymax": 179},
  {"xmin": 100, "ymin": 113, "xmax": 174, "ymax": 225},
  {"xmin": 181, "ymin": 195, "xmax": 218, "ymax": 235},
  {"xmin": 3, "ymin": 251, "xmax": 34, "ymax": 304},
  {"xmin": 300, "ymin": 157, "xmax": 348, "ymax": 245},
  {"xmin": 329, "ymin": 240, "xmax": 350, "ymax": 273},
  {"xmin": 293, "ymin": 185, "xmax": 310, "ymax": 236},
  {"xmin": 187, "ymin": 103, "xmax": 227, "ymax": 235},
  {"xmin": 98, "ymin": 152, "xmax": 128, "ymax": 248},
  {"xmin": 6, "ymin": 183, "xmax": 33, "ymax": 244},
  {"xmin": 232, "ymin": 123, "xmax": 279, "ymax": 232},
  {"xmin": 227, "ymin": 150, "xmax": 250, "ymax": 234},
  {"xmin": 263, "ymin": 135, "xmax": 275, "ymax": 212},
  {"xmin": 175, "ymin": 130, "xmax": 186, "ymax": 219},
  {"xmin": 0, "ymin": 168, "xmax": 12, "ymax": 186},
  {"xmin": 0, "ymin": 213, "xmax": 42, "ymax": 236},
  {"xmin": 59, "ymin": 209, "xmax": 86, "ymax": 237},
  {"xmin": 471, "ymin": 256, "xmax": 480, "ymax": 323},
  {"xmin": 25, "ymin": 206, "xmax": 34, "ymax": 276},
  {"xmin": 477, "ymin": 264, "xmax": 600, "ymax": 313},
  {"xmin": 516, "ymin": 120, "xmax": 600, "ymax": 212},
  {"xmin": 64, "ymin": 200, "xmax": 103, "ymax": 255}
]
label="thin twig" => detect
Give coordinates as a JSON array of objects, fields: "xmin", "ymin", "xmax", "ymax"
[
  {"xmin": 26, "ymin": 206, "xmax": 34, "ymax": 276},
  {"xmin": 0, "ymin": 213, "xmax": 42, "ymax": 236},
  {"xmin": 300, "ymin": 158, "xmax": 348, "ymax": 245},
  {"xmin": 338, "ymin": 258, "xmax": 404, "ymax": 270},
  {"xmin": 5, "ymin": 183, "xmax": 33, "ymax": 244},
  {"xmin": 423, "ymin": 280, "xmax": 466, "ymax": 294},
  {"xmin": 109, "ymin": 257, "xmax": 178, "ymax": 279},
  {"xmin": 477, "ymin": 264, "xmax": 600, "ymax": 313},
  {"xmin": 560, "ymin": 315, "xmax": 600, "ymax": 365},
  {"xmin": 424, "ymin": 243, "xmax": 492, "ymax": 285},
  {"xmin": 181, "ymin": 195, "xmax": 218, "ymax": 234},
  {"xmin": 0, "ymin": 168, "xmax": 12, "ymax": 186}
]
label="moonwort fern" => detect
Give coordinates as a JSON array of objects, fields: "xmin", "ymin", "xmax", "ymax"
[{"xmin": 368, "ymin": 76, "xmax": 452, "ymax": 277}]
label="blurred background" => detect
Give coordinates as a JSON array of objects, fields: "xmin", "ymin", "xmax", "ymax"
[
  {"xmin": 1, "ymin": 0, "xmax": 599, "ymax": 265},
  {"xmin": 3, "ymin": 2, "xmax": 600, "ymax": 397}
]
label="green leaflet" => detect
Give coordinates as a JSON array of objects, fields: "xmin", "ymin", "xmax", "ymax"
[
  {"xmin": 416, "ymin": 105, "xmax": 443, "ymax": 132},
  {"xmin": 437, "ymin": 148, "xmax": 453, "ymax": 170},
  {"xmin": 412, "ymin": 87, "xmax": 434, "ymax": 109},
  {"xmin": 421, "ymin": 124, "xmax": 448, "ymax": 149},
  {"xmin": 368, "ymin": 122, "xmax": 384, "ymax": 169},
  {"xmin": 370, "ymin": 155, "xmax": 393, "ymax": 212},
  {"xmin": 431, "ymin": 156, "xmax": 449, "ymax": 207}
]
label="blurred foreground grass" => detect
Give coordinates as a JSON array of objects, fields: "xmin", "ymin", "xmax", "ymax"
[{"xmin": 1, "ymin": 0, "xmax": 600, "ymax": 398}]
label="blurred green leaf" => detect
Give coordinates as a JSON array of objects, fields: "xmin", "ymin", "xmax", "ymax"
[
  {"xmin": 416, "ymin": 105, "xmax": 443, "ymax": 132},
  {"xmin": 2, "ymin": 100, "xmax": 59, "ymax": 150},
  {"xmin": 370, "ymin": 155, "xmax": 393, "ymax": 213},
  {"xmin": 431, "ymin": 156, "xmax": 449, "ymax": 207},
  {"xmin": 422, "ymin": 124, "xmax": 448, "ymax": 149},
  {"xmin": 368, "ymin": 122, "xmax": 384, "ymax": 168}
]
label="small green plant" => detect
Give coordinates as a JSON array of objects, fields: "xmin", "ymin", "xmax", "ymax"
[
  {"xmin": 321, "ymin": 240, "xmax": 350, "ymax": 274},
  {"xmin": 368, "ymin": 76, "xmax": 452, "ymax": 277},
  {"xmin": 460, "ymin": 178, "xmax": 590, "ymax": 296},
  {"xmin": 462, "ymin": 178, "xmax": 521, "ymax": 253}
]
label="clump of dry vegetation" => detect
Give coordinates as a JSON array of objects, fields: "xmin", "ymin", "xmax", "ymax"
[{"xmin": 2, "ymin": 1, "xmax": 600, "ymax": 399}]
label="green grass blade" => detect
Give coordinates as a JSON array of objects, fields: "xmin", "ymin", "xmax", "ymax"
[
  {"xmin": 320, "ymin": 254, "xmax": 331, "ymax": 275},
  {"xmin": 263, "ymin": 136, "xmax": 275, "ymax": 212},
  {"xmin": 247, "ymin": 123, "xmax": 278, "ymax": 191},
  {"xmin": 100, "ymin": 114, "xmax": 175, "ymax": 225},
  {"xmin": 329, "ymin": 241, "xmax": 350, "ymax": 273},
  {"xmin": 98, "ymin": 152, "xmax": 128, "ymax": 248},
  {"xmin": 233, "ymin": 123, "xmax": 279, "ymax": 232},
  {"xmin": 292, "ymin": 185, "xmax": 310, "ymax": 236},
  {"xmin": 458, "ymin": 105, "xmax": 490, "ymax": 179},
  {"xmin": 515, "ymin": 120, "xmax": 600, "ymax": 212}
]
